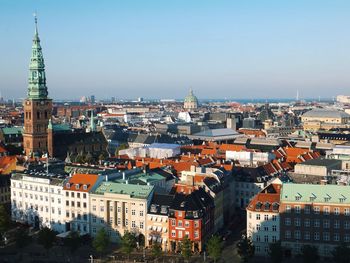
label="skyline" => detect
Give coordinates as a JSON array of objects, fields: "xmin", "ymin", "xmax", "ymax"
[{"xmin": 1, "ymin": 1, "xmax": 350, "ymax": 100}]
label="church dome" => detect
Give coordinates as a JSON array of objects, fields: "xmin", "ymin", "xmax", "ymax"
[{"xmin": 184, "ymin": 89, "xmax": 198, "ymax": 103}]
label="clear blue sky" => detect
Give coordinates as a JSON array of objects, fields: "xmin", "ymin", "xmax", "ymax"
[{"xmin": 1, "ymin": 0, "xmax": 350, "ymax": 100}]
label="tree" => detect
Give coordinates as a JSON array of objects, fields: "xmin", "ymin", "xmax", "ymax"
[
  {"xmin": 93, "ymin": 228, "xmax": 110, "ymax": 255},
  {"xmin": 64, "ymin": 231, "xmax": 82, "ymax": 254},
  {"xmin": 151, "ymin": 242, "xmax": 162, "ymax": 261},
  {"xmin": 14, "ymin": 228, "xmax": 31, "ymax": 249},
  {"xmin": 121, "ymin": 231, "xmax": 137, "ymax": 258},
  {"xmin": 207, "ymin": 235, "xmax": 223, "ymax": 263},
  {"xmin": 301, "ymin": 245, "xmax": 319, "ymax": 263},
  {"xmin": 180, "ymin": 236, "xmax": 192, "ymax": 262},
  {"xmin": 84, "ymin": 152, "xmax": 94, "ymax": 164},
  {"xmin": 332, "ymin": 243, "xmax": 350, "ymax": 263},
  {"xmin": 236, "ymin": 235, "xmax": 254, "ymax": 263},
  {"xmin": 0, "ymin": 204, "xmax": 10, "ymax": 234},
  {"xmin": 268, "ymin": 241, "xmax": 283, "ymax": 263},
  {"xmin": 37, "ymin": 227, "xmax": 56, "ymax": 250},
  {"xmin": 75, "ymin": 152, "xmax": 85, "ymax": 163}
]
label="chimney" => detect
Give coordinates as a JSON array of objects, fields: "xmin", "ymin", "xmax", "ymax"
[
  {"xmin": 105, "ymin": 175, "xmax": 108, "ymax": 182},
  {"xmin": 122, "ymin": 172, "xmax": 126, "ymax": 180}
]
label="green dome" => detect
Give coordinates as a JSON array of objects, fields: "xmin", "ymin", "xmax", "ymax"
[{"xmin": 184, "ymin": 89, "xmax": 198, "ymax": 103}]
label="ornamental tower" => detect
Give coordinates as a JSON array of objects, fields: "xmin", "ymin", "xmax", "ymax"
[{"xmin": 23, "ymin": 15, "xmax": 52, "ymax": 156}]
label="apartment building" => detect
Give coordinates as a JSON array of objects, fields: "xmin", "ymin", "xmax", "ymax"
[
  {"xmin": 247, "ymin": 182, "xmax": 350, "ymax": 258},
  {"xmin": 168, "ymin": 188, "xmax": 214, "ymax": 253},
  {"xmin": 280, "ymin": 184, "xmax": 350, "ymax": 257},
  {"xmin": 246, "ymin": 179, "xmax": 281, "ymax": 255},
  {"xmin": 90, "ymin": 181, "xmax": 154, "ymax": 243},
  {"xmin": 11, "ymin": 172, "xmax": 65, "ymax": 232},
  {"xmin": 63, "ymin": 173, "xmax": 101, "ymax": 235},
  {"xmin": 146, "ymin": 194, "xmax": 174, "ymax": 251}
]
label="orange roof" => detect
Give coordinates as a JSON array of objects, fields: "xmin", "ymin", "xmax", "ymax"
[
  {"xmin": 247, "ymin": 183, "xmax": 281, "ymax": 212},
  {"xmin": 219, "ymin": 144, "xmax": 246, "ymax": 152},
  {"xmin": 64, "ymin": 174, "xmax": 100, "ymax": 192},
  {"xmin": 0, "ymin": 145, "xmax": 7, "ymax": 153}
]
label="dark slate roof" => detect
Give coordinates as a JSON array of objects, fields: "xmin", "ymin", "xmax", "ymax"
[
  {"xmin": 148, "ymin": 194, "xmax": 175, "ymax": 215},
  {"xmin": 203, "ymin": 177, "xmax": 222, "ymax": 194},
  {"xmin": 232, "ymin": 166, "xmax": 272, "ymax": 183},
  {"xmin": 170, "ymin": 188, "xmax": 214, "ymax": 219}
]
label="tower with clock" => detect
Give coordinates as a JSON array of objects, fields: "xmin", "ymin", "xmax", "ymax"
[{"xmin": 23, "ymin": 15, "xmax": 52, "ymax": 156}]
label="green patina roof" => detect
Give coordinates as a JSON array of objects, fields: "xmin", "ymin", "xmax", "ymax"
[
  {"xmin": 1, "ymin": 127, "xmax": 23, "ymax": 135},
  {"xmin": 94, "ymin": 181, "xmax": 154, "ymax": 199},
  {"xmin": 281, "ymin": 183, "xmax": 350, "ymax": 204},
  {"xmin": 184, "ymin": 89, "xmax": 198, "ymax": 103},
  {"xmin": 114, "ymin": 171, "xmax": 165, "ymax": 185},
  {"xmin": 52, "ymin": 123, "xmax": 72, "ymax": 132}
]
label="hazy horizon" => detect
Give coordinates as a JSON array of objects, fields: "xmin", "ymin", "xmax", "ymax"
[{"xmin": 1, "ymin": 0, "xmax": 350, "ymax": 100}]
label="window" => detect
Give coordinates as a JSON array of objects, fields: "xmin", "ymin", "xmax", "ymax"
[
  {"xmin": 125, "ymin": 207, "xmax": 128, "ymax": 213},
  {"xmin": 323, "ymin": 220, "xmax": 330, "ymax": 228},
  {"xmin": 323, "ymin": 232, "xmax": 330, "ymax": 241},
  {"xmin": 77, "ymin": 193, "xmax": 80, "ymax": 198},
  {"xmin": 83, "ymin": 193, "xmax": 87, "ymax": 198},
  {"xmin": 140, "ymin": 221, "xmax": 144, "ymax": 229},
  {"xmin": 131, "ymin": 221, "xmax": 136, "ymax": 228},
  {"xmin": 304, "ymin": 232, "xmax": 310, "ymax": 240},
  {"xmin": 334, "ymin": 233, "xmax": 340, "ymax": 242},
  {"xmin": 100, "ymin": 206, "xmax": 104, "ymax": 212},
  {"xmin": 256, "ymin": 224, "xmax": 261, "ymax": 231},
  {"xmin": 92, "ymin": 216, "xmax": 96, "ymax": 223},
  {"xmin": 272, "ymin": 215, "xmax": 277, "ymax": 221},
  {"xmin": 264, "ymin": 235, "xmax": 269, "ymax": 243},
  {"xmin": 285, "ymin": 218, "xmax": 291, "ymax": 226},
  {"xmin": 178, "ymin": 220, "xmax": 183, "ymax": 227},
  {"xmin": 131, "ymin": 210, "xmax": 135, "ymax": 216},
  {"xmin": 345, "ymin": 221, "xmax": 350, "ymax": 230},
  {"xmin": 313, "ymin": 206, "xmax": 320, "ymax": 214},
  {"xmin": 272, "ymin": 236, "xmax": 277, "ymax": 243},
  {"xmin": 256, "ymin": 214, "xmax": 260, "ymax": 220},
  {"xmin": 194, "ymin": 231, "xmax": 199, "ymax": 238},
  {"xmin": 334, "ymin": 207, "xmax": 340, "ymax": 215},
  {"xmin": 294, "ymin": 231, "xmax": 301, "ymax": 240},
  {"xmin": 140, "ymin": 211, "xmax": 144, "ymax": 217},
  {"xmin": 294, "ymin": 218, "xmax": 301, "ymax": 227},
  {"xmin": 286, "ymin": 205, "xmax": 291, "ymax": 213},
  {"xmin": 285, "ymin": 231, "xmax": 291, "ymax": 239},
  {"xmin": 314, "ymin": 219, "xmax": 320, "ymax": 228},
  {"xmin": 92, "ymin": 205, "xmax": 96, "ymax": 211},
  {"xmin": 185, "ymin": 221, "xmax": 190, "ymax": 227},
  {"xmin": 345, "ymin": 208, "xmax": 350, "ymax": 216},
  {"xmin": 272, "ymin": 225, "xmax": 277, "ymax": 232},
  {"xmin": 334, "ymin": 220, "xmax": 340, "ymax": 229},
  {"xmin": 178, "ymin": 231, "xmax": 183, "ymax": 238},
  {"xmin": 92, "ymin": 227, "xmax": 96, "ymax": 234},
  {"xmin": 125, "ymin": 219, "xmax": 128, "ymax": 226},
  {"xmin": 171, "ymin": 219, "xmax": 176, "ymax": 226},
  {"xmin": 304, "ymin": 219, "xmax": 310, "ymax": 227},
  {"xmin": 264, "ymin": 215, "xmax": 269, "ymax": 221},
  {"xmin": 194, "ymin": 220, "xmax": 199, "ymax": 228},
  {"xmin": 171, "ymin": 230, "xmax": 176, "ymax": 237},
  {"xmin": 304, "ymin": 205, "xmax": 311, "ymax": 214},
  {"xmin": 256, "ymin": 235, "xmax": 260, "ymax": 242},
  {"xmin": 345, "ymin": 234, "xmax": 350, "ymax": 242},
  {"xmin": 294, "ymin": 205, "xmax": 301, "ymax": 214},
  {"xmin": 324, "ymin": 207, "xmax": 330, "ymax": 215},
  {"xmin": 264, "ymin": 226, "xmax": 269, "ymax": 231},
  {"xmin": 314, "ymin": 232, "xmax": 320, "ymax": 241}
]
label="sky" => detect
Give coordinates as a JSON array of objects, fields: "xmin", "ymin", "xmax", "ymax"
[{"xmin": 1, "ymin": 0, "xmax": 350, "ymax": 100}]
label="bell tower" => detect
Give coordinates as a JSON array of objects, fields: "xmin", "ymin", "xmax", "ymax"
[{"xmin": 23, "ymin": 15, "xmax": 52, "ymax": 156}]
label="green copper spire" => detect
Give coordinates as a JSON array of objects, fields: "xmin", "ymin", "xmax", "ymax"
[
  {"xmin": 27, "ymin": 14, "xmax": 48, "ymax": 99},
  {"xmin": 90, "ymin": 110, "xmax": 96, "ymax": 132}
]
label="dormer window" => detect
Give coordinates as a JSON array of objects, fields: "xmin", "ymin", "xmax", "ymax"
[
  {"xmin": 66, "ymin": 183, "xmax": 70, "ymax": 189},
  {"xmin": 75, "ymin": 184, "xmax": 80, "ymax": 190},
  {"xmin": 83, "ymin": 184, "xmax": 88, "ymax": 190}
]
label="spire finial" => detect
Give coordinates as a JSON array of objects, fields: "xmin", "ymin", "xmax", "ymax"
[{"xmin": 33, "ymin": 12, "xmax": 38, "ymax": 35}]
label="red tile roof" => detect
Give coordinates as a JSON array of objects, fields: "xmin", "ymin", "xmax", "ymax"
[{"xmin": 64, "ymin": 174, "xmax": 100, "ymax": 192}]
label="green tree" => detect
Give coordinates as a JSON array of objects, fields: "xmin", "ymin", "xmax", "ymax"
[
  {"xmin": 14, "ymin": 228, "xmax": 31, "ymax": 249},
  {"xmin": 332, "ymin": 243, "xmax": 350, "ymax": 263},
  {"xmin": 75, "ymin": 152, "xmax": 85, "ymax": 163},
  {"xmin": 268, "ymin": 241, "xmax": 283, "ymax": 263},
  {"xmin": 121, "ymin": 231, "xmax": 137, "ymax": 259},
  {"xmin": 0, "ymin": 204, "xmax": 10, "ymax": 234},
  {"xmin": 93, "ymin": 228, "xmax": 110, "ymax": 255},
  {"xmin": 64, "ymin": 231, "xmax": 82, "ymax": 254},
  {"xmin": 207, "ymin": 235, "xmax": 223, "ymax": 263},
  {"xmin": 115, "ymin": 143, "xmax": 129, "ymax": 156},
  {"xmin": 37, "ymin": 227, "xmax": 56, "ymax": 251},
  {"xmin": 301, "ymin": 245, "xmax": 319, "ymax": 263},
  {"xmin": 180, "ymin": 236, "xmax": 192, "ymax": 262},
  {"xmin": 151, "ymin": 242, "xmax": 162, "ymax": 261},
  {"xmin": 236, "ymin": 235, "xmax": 254, "ymax": 263}
]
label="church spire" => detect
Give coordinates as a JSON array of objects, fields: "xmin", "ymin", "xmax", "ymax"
[{"xmin": 27, "ymin": 14, "xmax": 48, "ymax": 100}]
